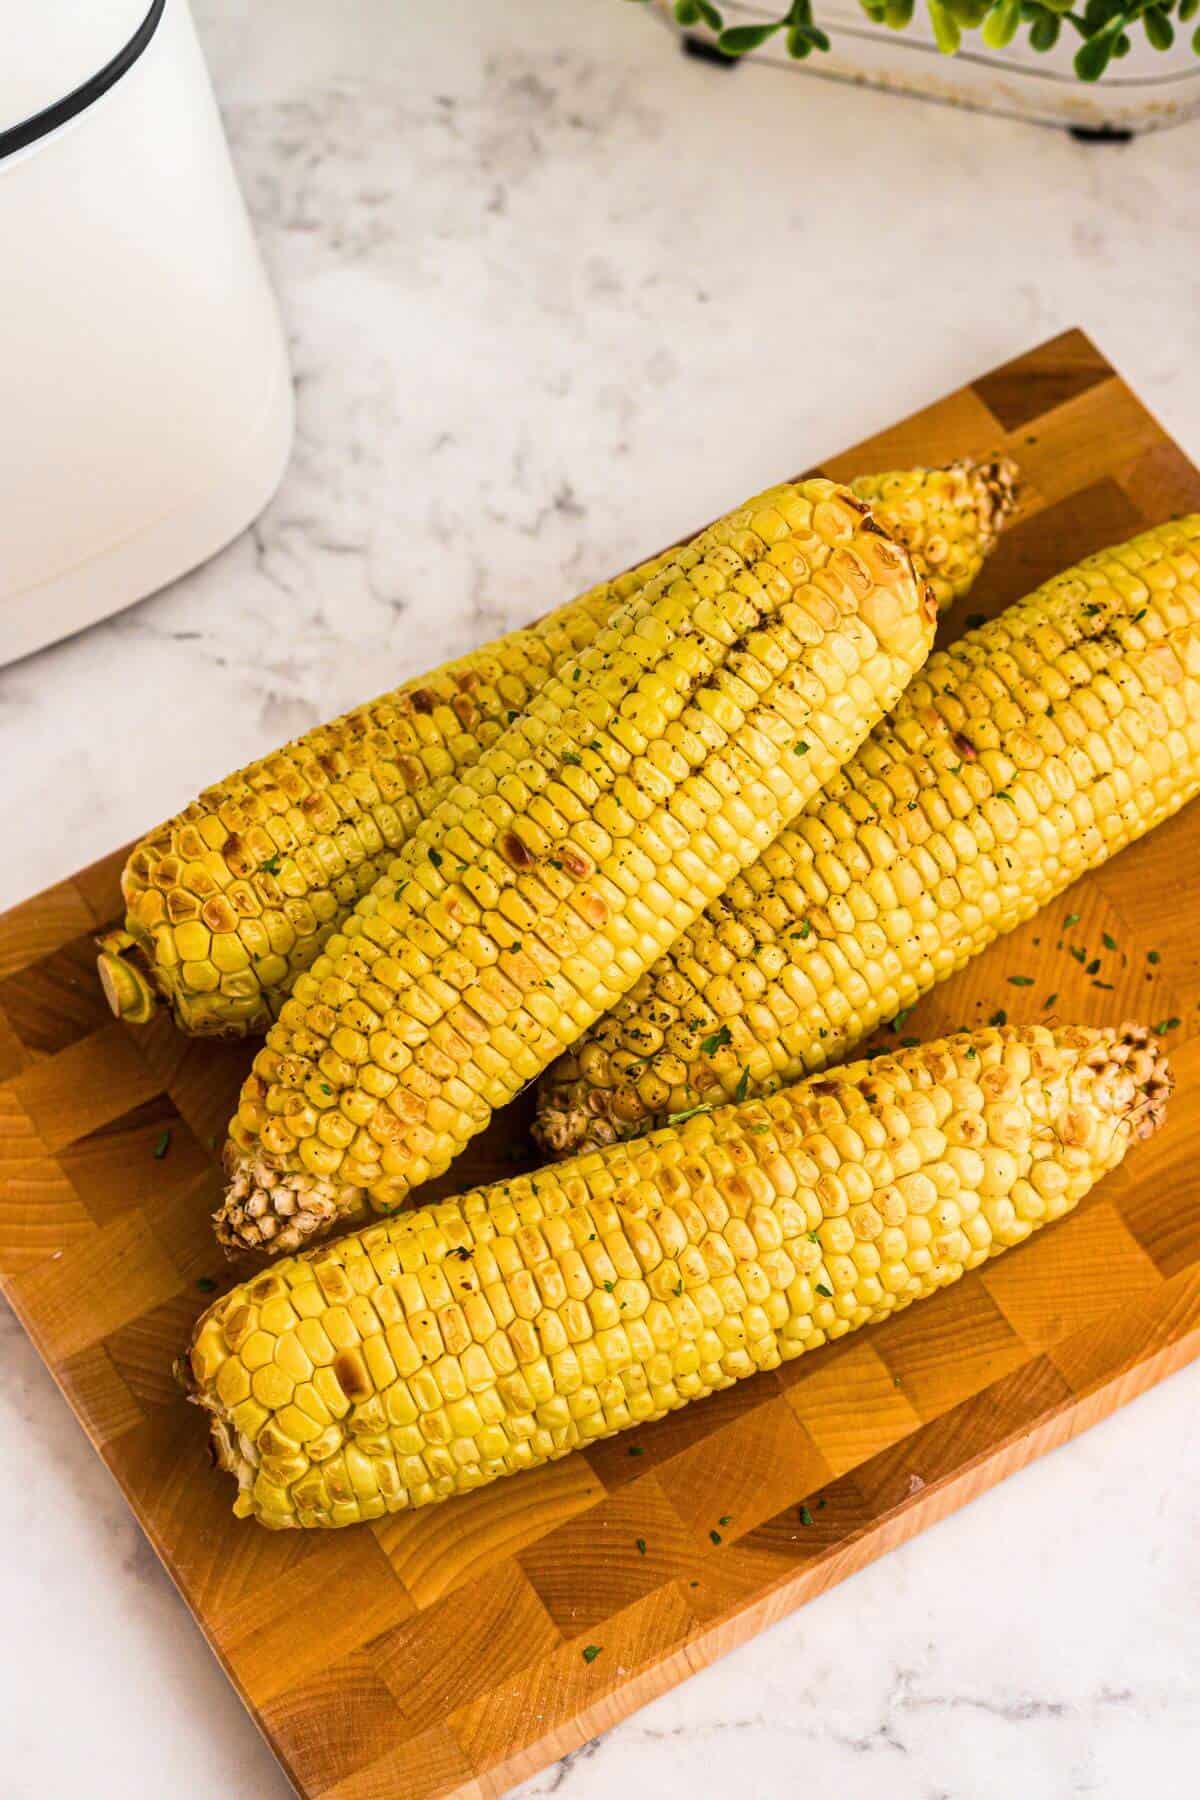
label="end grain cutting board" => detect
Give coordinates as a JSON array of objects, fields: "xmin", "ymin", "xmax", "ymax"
[{"xmin": 4, "ymin": 329, "xmax": 1200, "ymax": 1800}]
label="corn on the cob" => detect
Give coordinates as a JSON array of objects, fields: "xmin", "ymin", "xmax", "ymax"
[
  {"xmin": 184, "ymin": 1022, "xmax": 1169, "ymax": 1528},
  {"xmin": 536, "ymin": 516, "xmax": 1200, "ymax": 1156},
  {"xmin": 98, "ymin": 459, "xmax": 1015, "ymax": 1039},
  {"xmin": 215, "ymin": 479, "xmax": 937, "ymax": 1254}
]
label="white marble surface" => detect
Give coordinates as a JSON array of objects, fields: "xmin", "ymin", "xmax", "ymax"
[{"xmin": 3, "ymin": 2, "xmax": 1200, "ymax": 1795}]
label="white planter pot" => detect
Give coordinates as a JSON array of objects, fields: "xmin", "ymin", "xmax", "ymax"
[{"xmin": 653, "ymin": 0, "xmax": 1200, "ymax": 133}]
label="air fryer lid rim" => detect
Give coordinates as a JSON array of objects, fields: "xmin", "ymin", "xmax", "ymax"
[{"xmin": 0, "ymin": 0, "xmax": 165, "ymax": 160}]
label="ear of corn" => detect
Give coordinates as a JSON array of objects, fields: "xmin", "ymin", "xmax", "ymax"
[
  {"xmin": 98, "ymin": 460, "xmax": 1015, "ymax": 1039},
  {"xmin": 536, "ymin": 516, "xmax": 1200, "ymax": 1155},
  {"xmin": 216, "ymin": 479, "xmax": 937, "ymax": 1254},
  {"xmin": 184, "ymin": 1023, "xmax": 1169, "ymax": 1529}
]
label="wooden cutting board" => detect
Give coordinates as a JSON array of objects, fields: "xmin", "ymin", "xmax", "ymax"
[{"xmin": 4, "ymin": 328, "xmax": 1200, "ymax": 1800}]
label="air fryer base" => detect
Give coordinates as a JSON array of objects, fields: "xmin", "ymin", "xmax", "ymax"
[{"xmin": 0, "ymin": 354, "xmax": 293, "ymax": 668}]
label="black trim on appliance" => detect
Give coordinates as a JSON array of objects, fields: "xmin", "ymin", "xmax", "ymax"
[{"xmin": 0, "ymin": 0, "xmax": 166, "ymax": 162}]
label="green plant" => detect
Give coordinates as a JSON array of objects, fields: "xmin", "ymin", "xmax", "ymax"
[{"xmin": 638, "ymin": 0, "xmax": 1200, "ymax": 80}]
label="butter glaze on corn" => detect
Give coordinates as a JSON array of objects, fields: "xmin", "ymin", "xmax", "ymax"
[
  {"xmin": 536, "ymin": 515, "xmax": 1200, "ymax": 1156},
  {"xmin": 99, "ymin": 460, "xmax": 1015, "ymax": 1038},
  {"xmin": 216, "ymin": 479, "xmax": 936, "ymax": 1253},
  {"xmin": 184, "ymin": 1024, "xmax": 1169, "ymax": 1529}
]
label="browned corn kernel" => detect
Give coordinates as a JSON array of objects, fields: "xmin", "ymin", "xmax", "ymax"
[
  {"xmin": 183, "ymin": 1023, "xmax": 1168, "ymax": 1528},
  {"xmin": 216, "ymin": 478, "xmax": 937, "ymax": 1253},
  {"xmin": 100, "ymin": 460, "xmax": 1015, "ymax": 1039},
  {"xmin": 536, "ymin": 515, "xmax": 1200, "ymax": 1155}
]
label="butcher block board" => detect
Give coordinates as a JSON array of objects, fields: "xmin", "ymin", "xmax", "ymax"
[{"xmin": 5, "ymin": 328, "xmax": 1200, "ymax": 1800}]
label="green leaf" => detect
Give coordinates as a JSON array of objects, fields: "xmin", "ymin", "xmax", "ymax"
[
  {"xmin": 1194, "ymin": 19, "xmax": 1200, "ymax": 48},
  {"xmin": 718, "ymin": 21, "xmax": 784, "ymax": 52},
  {"xmin": 674, "ymin": 0, "xmax": 701, "ymax": 23},
  {"xmin": 1180, "ymin": 0, "xmax": 1199, "ymax": 21},
  {"xmin": 696, "ymin": 0, "xmax": 725, "ymax": 25},
  {"xmin": 787, "ymin": 26, "xmax": 814, "ymax": 52},
  {"xmin": 806, "ymin": 24, "xmax": 833, "ymax": 46},
  {"xmin": 701, "ymin": 1024, "xmax": 733, "ymax": 1056},
  {"xmin": 927, "ymin": 0, "xmax": 962, "ymax": 51},
  {"xmin": 581, "ymin": 1644, "xmax": 602, "ymax": 1664},
  {"xmin": 788, "ymin": 0, "xmax": 814, "ymax": 22},
  {"xmin": 1030, "ymin": 5, "xmax": 1060, "ymax": 42},
  {"xmin": 983, "ymin": 0, "xmax": 1022, "ymax": 43},
  {"xmin": 1144, "ymin": 6, "xmax": 1174, "ymax": 45},
  {"xmin": 733, "ymin": 1064, "xmax": 752, "ymax": 1104},
  {"xmin": 885, "ymin": 0, "xmax": 916, "ymax": 21}
]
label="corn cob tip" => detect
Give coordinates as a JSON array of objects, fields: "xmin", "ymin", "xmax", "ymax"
[
  {"xmin": 964, "ymin": 454, "xmax": 1021, "ymax": 547},
  {"xmin": 1078, "ymin": 1019, "xmax": 1172, "ymax": 1141},
  {"xmin": 214, "ymin": 1149, "xmax": 365, "ymax": 1257},
  {"xmin": 96, "ymin": 932, "xmax": 159, "ymax": 1026}
]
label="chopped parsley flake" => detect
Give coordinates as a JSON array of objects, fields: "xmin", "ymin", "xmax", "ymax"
[
  {"xmin": 635, "ymin": 1538, "xmax": 647, "ymax": 1556},
  {"xmin": 1102, "ymin": 933, "xmax": 1117, "ymax": 951},
  {"xmin": 1069, "ymin": 946, "xmax": 1087, "ymax": 965},
  {"xmin": 890, "ymin": 1007, "xmax": 913, "ymax": 1032},
  {"xmin": 794, "ymin": 741, "xmax": 810, "ymax": 756},
  {"xmin": 733, "ymin": 1065, "xmax": 751, "ymax": 1104},
  {"xmin": 260, "ymin": 853, "xmax": 282, "ymax": 876},
  {"xmin": 428, "ymin": 847, "xmax": 443, "ymax": 867},
  {"xmin": 1148, "ymin": 950, "xmax": 1160, "ymax": 965},
  {"xmin": 1008, "ymin": 975, "xmax": 1033, "ymax": 987},
  {"xmin": 798, "ymin": 1504, "xmax": 814, "ymax": 1526},
  {"xmin": 667, "ymin": 1103, "xmax": 712, "ymax": 1126},
  {"xmin": 195, "ymin": 1276, "xmax": 217, "ymax": 1293},
  {"xmin": 701, "ymin": 1025, "xmax": 733, "ymax": 1056},
  {"xmin": 582, "ymin": 1644, "xmax": 602, "ymax": 1664},
  {"xmin": 152, "ymin": 1129, "xmax": 171, "ymax": 1160},
  {"xmin": 1086, "ymin": 958, "xmax": 1101, "ymax": 976},
  {"xmin": 603, "ymin": 1280, "xmax": 615, "ymax": 1293},
  {"xmin": 989, "ymin": 1009, "xmax": 1008, "ymax": 1027},
  {"xmin": 627, "ymin": 1445, "xmax": 644, "ymax": 1457},
  {"xmin": 815, "ymin": 1282, "xmax": 833, "ymax": 1298},
  {"xmin": 1045, "ymin": 993, "xmax": 1058, "ymax": 1008},
  {"xmin": 709, "ymin": 1529, "xmax": 722, "ymax": 1545},
  {"xmin": 1154, "ymin": 1018, "xmax": 1180, "ymax": 1035},
  {"xmin": 562, "ymin": 751, "xmax": 582, "ymax": 765},
  {"xmin": 1065, "ymin": 912, "xmax": 1081, "ymax": 927}
]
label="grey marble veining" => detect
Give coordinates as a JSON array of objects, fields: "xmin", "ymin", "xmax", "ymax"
[{"xmin": 3, "ymin": 2, "xmax": 1200, "ymax": 1795}]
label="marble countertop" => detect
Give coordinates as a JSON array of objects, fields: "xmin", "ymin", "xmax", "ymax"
[{"xmin": 4, "ymin": 2, "xmax": 1200, "ymax": 1794}]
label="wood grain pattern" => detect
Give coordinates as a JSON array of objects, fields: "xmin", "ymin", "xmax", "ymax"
[{"xmin": 4, "ymin": 329, "xmax": 1200, "ymax": 1799}]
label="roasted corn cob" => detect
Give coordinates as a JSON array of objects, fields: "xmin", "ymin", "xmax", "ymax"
[
  {"xmin": 98, "ymin": 459, "xmax": 1015, "ymax": 1038},
  {"xmin": 536, "ymin": 516, "xmax": 1200, "ymax": 1155},
  {"xmin": 184, "ymin": 1022, "xmax": 1169, "ymax": 1528},
  {"xmin": 216, "ymin": 478, "xmax": 937, "ymax": 1253}
]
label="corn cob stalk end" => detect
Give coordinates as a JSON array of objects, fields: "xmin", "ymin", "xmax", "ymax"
[
  {"xmin": 96, "ymin": 931, "xmax": 160, "ymax": 1026},
  {"xmin": 852, "ymin": 454, "xmax": 1021, "ymax": 612}
]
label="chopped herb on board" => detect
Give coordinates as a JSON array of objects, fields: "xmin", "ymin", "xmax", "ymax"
[
  {"xmin": 152, "ymin": 1129, "xmax": 171, "ymax": 1160},
  {"xmin": 709, "ymin": 1529, "xmax": 723, "ymax": 1545},
  {"xmin": 1086, "ymin": 958, "xmax": 1101, "ymax": 976},
  {"xmin": 798, "ymin": 1504, "xmax": 815, "ymax": 1526},
  {"xmin": 1155, "ymin": 1018, "xmax": 1181, "ymax": 1035},
  {"xmin": 989, "ymin": 1009, "xmax": 1007, "ymax": 1027},
  {"xmin": 1069, "ymin": 946, "xmax": 1087, "ymax": 965},
  {"xmin": 1148, "ymin": 950, "xmax": 1160, "ymax": 965},
  {"xmin": 1065, "ymin": 912, "xmax": 1081, "ymax": 926},
  {"xmin": 1045, "ymin": 993, "xmax": 1058, "ymax": 1008},
  {"xmin": 582, "ymin": 1645, "xmax": 602, "ymax": 1664},
  {"xmin": 1008, "ymin": 975, "xmax": 1033, "ymax": 987},
  {"xmin": 635, "ymin": 1538, "xmax": 647, "ymax": 1556},
  {"xmin": 196, "ymin": 1277, "xmax": 217, "ymax": 1293},
  {"xmin": 1103, "ymin": 933, "xmax": 1117, "ymax": 951}
]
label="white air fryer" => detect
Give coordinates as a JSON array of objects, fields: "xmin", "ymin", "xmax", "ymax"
[{"xmin": 0, "ymin": 0, "xmax": 294, "ymax": 665}]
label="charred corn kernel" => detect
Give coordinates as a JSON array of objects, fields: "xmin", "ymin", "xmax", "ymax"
[
  {"xmin": 216, "ymin": 479, "xmax": 936, "ymax": 1254},
  {"xmin": 100, "ymin": 461, "xmax": 1015, "ymax": 1039},
  {"xmin": 183, "ymin": 1023, "xmax": 1169, "ymax": 1528},
  {"xmin": 536, "ymin": 516, "xmax": 1200, "ymax": 1154}
]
